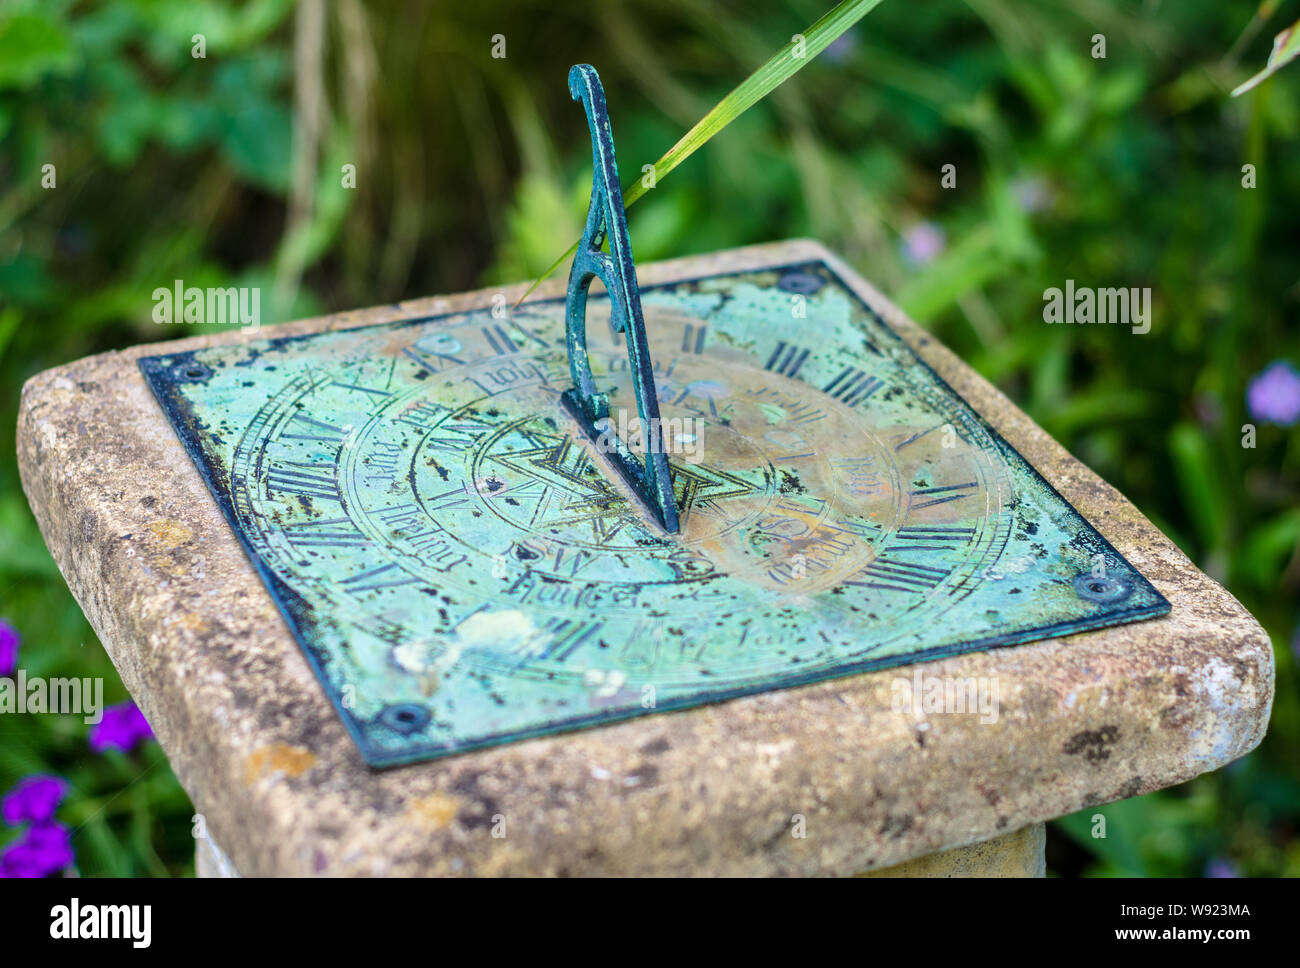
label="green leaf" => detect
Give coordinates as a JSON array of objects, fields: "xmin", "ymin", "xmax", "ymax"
[
  {"xmin": 1168, "ymin": 423, "xmax": 1228, "ymax": 555},
  {"xmin": 220, "ymin": 99, "xmax": 293, "ymax": 191},
  {"xmin": 0, "ymin": 12, "xmax": 77, "ymax": 90},
  {"xmin": 1237, "ymin": 509, "xmax": 1300, "ymax": 589},
  {"xmin": 515, "ymin": 0, "xmax": 887, "ymax": 305},
  {"xmin": 1232, "ymin": 17, "xmax": 1300, "ymax": 96},
  {"xmin": 0, "ymin": 306, "xmax": 21, "ymax": 363}
]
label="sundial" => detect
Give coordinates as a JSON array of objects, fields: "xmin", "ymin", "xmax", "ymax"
[{"xmin": 138, "ymin": 66, "xmax": 1168, "ymax": 767}]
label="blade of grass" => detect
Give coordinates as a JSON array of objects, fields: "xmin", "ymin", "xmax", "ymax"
[
  {"xmin": 1232, "ymin": 15, "xmax": 1300, "ymax": 95},
  {"xmin": 514, "ymin": 0, "xmax": 886, "ymax": 307}
]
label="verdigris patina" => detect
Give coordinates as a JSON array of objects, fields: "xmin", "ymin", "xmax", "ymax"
[
  {"xmin": 130, "ymin": 67, "xmax": 1169, "ymax": 768},
  {"xmin": 17, "ymin": 240, "xmax": 1274, "ymax": 875}
]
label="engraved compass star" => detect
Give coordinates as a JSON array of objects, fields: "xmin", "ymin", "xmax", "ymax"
[{"xmin": 482, "ymin": 423, "xmax": 766, "ymax": 544}]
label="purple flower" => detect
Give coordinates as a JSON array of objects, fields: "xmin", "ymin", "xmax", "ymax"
[
  {"xmin": 0, "ymin": 619, "xmax": 18, "ymax": 677},
  {"xmin": 89, "ymin": 700, "xmax": 154, "ymax": 753},
  {"xmin": 1246, "ymin": 361, "xmax": 1300, "ymax": 426},
  {"xmin": 2, "ymin": 775, "xmax": 68, "ymax": 827},
  {"xmin": 0, "ymin": 822, "xmax": 75, "ymax": 878},
  {"xmin": 1204, "ymin": 857, "xmax": 1240, "ymax": 879},
  {"xmin": 824, "ymin": 31, "xmax": 857, "ymax": 64},
  {"xmin": 901, "ymin": 222, "xmax": 946, "ymax": 266}
]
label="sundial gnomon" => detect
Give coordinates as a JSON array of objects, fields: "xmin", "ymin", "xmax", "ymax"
[{"xmin": 139, "ymin": 66, "xmax": 1168, "ymax": 766}]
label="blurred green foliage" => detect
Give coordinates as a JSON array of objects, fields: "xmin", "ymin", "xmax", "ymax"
[{"xmin": 1, "ymin": 0, "xmax": 1297, "ymax": 876}]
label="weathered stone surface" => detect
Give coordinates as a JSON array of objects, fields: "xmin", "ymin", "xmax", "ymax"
[
  {"xmin": 17, "ymin": 240, "xmax": 1273, "ymax": 876},
  {"xmin": 862, "ymin": 823, "xmax": 1045, "ymax": 878}
]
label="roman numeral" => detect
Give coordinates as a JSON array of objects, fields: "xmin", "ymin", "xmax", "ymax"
[
  {"xmin": 279, "ymin": 413, "xmax": 347, "ymax": 445},
  {"xmin": 395, "ymin": 400, "xmax": 451, "ymax": 435},
  {"xmin": 266, "ymin": 460, "xmax": 341, "ymax": 501},
  {"xmin": 282, "ymin": 516, "xmax": 368, "ymax": 547},
  {"xmin": 421, "ymin": 485, "xmax": 471, "ymax": 513},
  {"xmin": 340, "ymin": 562, "xmax": 419, "ymax": 593},
  {"xmin": 410, "ymin": 412, "xmax": 491, "ymax": 451},
  {"xmin": 909, "ymin": 481, "xmax": 977, "ymax": 509},
  {"xmin": 670, "ymin": 384, "xmax": 717, "ymax": 417},
  {"xmin": 895, "ymin": 525, "xmax": 976, "ymax": 550},
  {"xmin": 787, "ymin": 405, "xmax": 827, "ymax": 425},
  {"xmin": 823, "ymin": 367, "xmax": 885, "ymax": 406},
  {"xmin": 894, "ymin": 426, "xmax": 939, "ymax": 451},
  {"xmin": 539, "ymin": 619, "xmax": 602, "ymax": 662},
  {"xmin": 328, "ymin": 381, "xmax": 393, "ymax": 398},
  {"xmin": 765, "ymin": 340, "xmax": 810, "ymax": 377},
  {"xmin": 745, "ymin": 386, "xmax": 825, "ymax": 424},
  {"xmin": 828, "ymin": 516, "xmax": 883, "ymax": 541},
  {"xmin": 375, "ymin": 503, "xmax": 422, "ymax": 529},
  {"xmin": 402, "ymin": 343, "xmax": 464, "ymax": 375},
  {"xmin": 776, "ymin": 496, "xmax": 827, "ymax": 516},
  {"xmin": 505, "ymin": 320, "xmax": 552, "ymax": 348},
  {"xmin": 482, "ymin": 324, "xmax": 519, "ymax": 355},
  {"xmin": 553, "ymin": 548, "xmax": 599, "ymax": 577},
  {"xmin": 844, "ymin": 556, "xmax": 947, "ymax": 594},
  {"xmin": 590, "ymin": 515, "xmax": 628, "ymax": 544},
  {"xmin": 682, "ymin": 323, "xmax": 707, "ymax": 354}
]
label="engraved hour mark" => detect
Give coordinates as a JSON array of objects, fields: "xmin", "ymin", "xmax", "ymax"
[
  {"xmin": 909, "ymin": 482, "xmax": 977, "ymax": 509},
  {"xmin": 372, "ymin": 502, "xmax": 469, "ymax": 566},
  {"xmin": 894, "ymin": 425, "xmax": 939, "ymax": 451},
  {"xmin": 895, "ymin": 525, "xmax": 976, "ymax": 551},
  {"xmin": 402, "ymin": 334, "xmax": 464, "ymax": 375},
  {"xmin": 845, "ymin": 556, "xmax": 947, "ymax": 594},
  {"xmin": 418, "ymin": 485, "xmax": 471, "ymax": 512},
  {"xmin": 823, "ymin": 366, "xmax": 884, "ymax": 406},
  {"xmin": 280, "ymin": 413, "xmax": 347, "ymax": 445},
  {"xmin": 682, "ymin": 323, "xmax": 707, "ymax": 354},
  {"xmin": 266, "ymin": 460, "xmax": 341, "ymax": 502},
  {"xmin": 328, "ymin": 381, "xmax": 393, "ymax": 398},
  {"xmin": 765, "ymin": 340, "xmax": 810, "ymax": 377},
  {"xmin": 423, "ymin": 423, "xmax": 490, "ymax": 451},
  {"xmin": 830, "ymin": 455, "xmax": 883, "ymax": 495},
  {"xmin": 482, "ymin": 324, "xmax": 519, "ymax": 355},
  {"xmin": 340, "ymin": 562, "xmax": 419, "ymax": 593},
  {"xmin": 552, "ymin": 548, "xmax": 599, "ymax": 577},
  {"xmin": 747, "ymin": 385, "xmax": 825, "ymax": 425},
  {"xmin": 539, "ymin": 619, "xmax": 603, "ymax": 662},
  {"xmin": 395, "ymin": 401, "xmax": 451, "ymax": 435},
  {"xmin": 786, "ymin": 404, "xmax": 827, "ymax": 425},
  {"xmin": 283, "ymin": 517, "xmax": 368, "ymax": 547}
]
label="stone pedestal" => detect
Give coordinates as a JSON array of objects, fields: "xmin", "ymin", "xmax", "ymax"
[
  {"xmin": 17, "ymin": 240, "xmax": 1273, "ymax": 876},
  {"xmin": 863, "ymin": 823, "xmax": 1045, "ymax": 877}
]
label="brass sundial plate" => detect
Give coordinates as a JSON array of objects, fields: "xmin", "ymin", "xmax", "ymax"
[{"xmin": 139, "ymin": 260, "xmax": 1169, "ymax": 766}]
